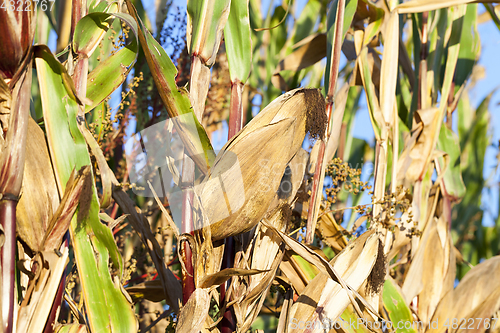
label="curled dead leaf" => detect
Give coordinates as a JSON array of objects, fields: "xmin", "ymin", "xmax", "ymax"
[{"xmin": 17, "ymin": 118, "xmax": 59, "ymax": 253}]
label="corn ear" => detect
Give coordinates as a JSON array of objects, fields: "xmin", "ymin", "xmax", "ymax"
[{"xmin": 200, "ymin": 88, "xmax": 326, "ymax": 240}]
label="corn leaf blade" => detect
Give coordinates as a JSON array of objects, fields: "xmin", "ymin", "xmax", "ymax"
[
  {"xmin": 34, "ymin": 45, "xmax": 137, "ymax": 333},
  {"xmin": 126, "ymin": 0, "xmax": 215, "ymax": 173},
  {"xmin": 224, "ymin": 0, "xmax": 252, "ymax": 83},
  {"xmin": 187, "ymin": 0, "xmax": 231, "ymax": 66}
]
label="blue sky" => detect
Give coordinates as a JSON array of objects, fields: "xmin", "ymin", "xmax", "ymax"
[{"xmin": 470, "ymin": 11, "xmax": 500, "ymax": 227}]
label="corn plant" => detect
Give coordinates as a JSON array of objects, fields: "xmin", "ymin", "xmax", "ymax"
[{"xmin": 1, "ymin": 0, "xmax": 500, "ymax": 333}]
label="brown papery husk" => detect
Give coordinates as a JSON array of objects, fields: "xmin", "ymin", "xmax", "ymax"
[
  {"xmin": 17, "ymin": 118, "xmax": 59, "ymax": 253},
  {"xmin": 199, "ymin": 88, "xmax": 326, "ymax": 240}
]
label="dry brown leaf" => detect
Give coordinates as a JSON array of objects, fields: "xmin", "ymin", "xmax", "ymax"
[
  {"xmin": 17, "ymin": 117, "xmax": 59, "ymax": 253},
  {"xmin": 325, "ymin": 83, "xmax": 351, "ymax": 162},
  {"xmin": 455, "ymin": 288, "xmax": 500, "ymax": 333},
  {"xmin": 78, "ymin": 122, "xmax": 113, "ymax": 209},
  {"xmin": 189, "ymin": 57, "xmax": 211, "ymax": 120},
  {"xmin": 17, "ymin": 247, "xmax": 69, "ymax": 333},
  {"xmin": 0, "ymin": 78, "xmax": 11, "ymax": 138},
  {"xmin": 237, "ymin": 246, "xmax": 284, "ymax": 332},
  {"xmin": 277, "ymin": 287, "xmax": 294, "ymax": 333},
  {"xmin": 199, "ymin": 268, "xmax": 267, "ymax": 289},
  {"xmin": 232, "ymin": 205, "xmax": 289, "ymax": 332},
  {"xmin": 287, "ymin": 230, "xmax": 380, "ymax": 333},
  {"xmin": 379, "ymin": 11, "xmax": 399, "ymax": 127},
  {"xmin": 402, "ymin": 216, "xmax": 455, "ymax": 324},
  {"xmin": 42, "ymin": 166, "xmax": 92, "ymax": 252},
  {"xmin": 405, "ymin": 108, "xmax": 440, "ymax": 182},
  {"xmin": 429, "ymin": 255, "xmax": 500, "ymax": 333},
  {"xmin": 176, "ymin": 288, "xmax": 210, "ymax": 333},
  {"xmin": 262, "ymin": 221, "xmax": 379, "ymax": 321},
  {"xmin": 126, "ymin": 280, "xmax": 166, "ymax": 303},
  {"xmin": 280, "ymin": 257, "xmax": 308, "ymax": 294},
  {"xmin": 386, "ymin": 212, "xmax": 415, "ymax": 262},
  {"xmin": 318, "ymin": 212, "xmax": 349, "ymax": 253},
  {"xmin": 148, "ymin": 181, "xmax": 180, "ymax": 238},
  {"xmin": 396, "ymin": 0, "xmax": 496, "ymax": 14},
  {"xmin": 201, "ymin": 315, "xmax": 221, "ymax": 333}
]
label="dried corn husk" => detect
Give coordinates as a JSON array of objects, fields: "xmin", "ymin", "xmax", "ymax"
[
  {"xmin": 287, "ymin": 230, "xmax": 381, "ymax": 333},
  {"xmin": 198, "ymin": 88, "xmax": 326, "ymax": 240}
]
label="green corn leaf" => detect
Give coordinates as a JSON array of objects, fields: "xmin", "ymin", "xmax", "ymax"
[
  {"xmin": 34, "ymin": 45, "xmax": 137, "ymax": 333},
  {"xmin": 187, "ymin": 0, "xmax": 231, "ymax": 66},
  {"xmin": 126, "ymin": 0, "xmax": 215, "ymax": 173},
  {"xmin": 73, "ymin": 11, "xmax": 138, "ymax": 58},
  {"xmin": 89, "ymin": 0, "xmax": 112, "ymax": 13},
  {"xmin": 292, "ymin": 254, "xmax": 320, "ymax": 281},
  {"xmin": 338, "ymin": 305, "xmax": 371, "ymax": 333},
  {"xmin": 54, "ymin": 325, "xmax": 87, "ymax": 333},
  {"xmin": 436, "ymin": 124, "xmax": 466, "ymax": 201},
  {"xmin": 428, "ymin": 8, "xmax": 448, "ymax": 103},
  {"xmin": 73, "ymin": 11, "xmax": 140, "ymax": 113},
  {"xmin": 85, "ymin": 38, "xmax": 138, "ymax": 112},
  {"xmin": 361, "ymin": 1, "xmax": 384, "ymax": 46},
  {"xmin": 73, "ymin": 8, "xmax": 120, "ymax": 58},
  {"xmin": 432, "ymin": 5, "xmax": 466, "ymax": 150},
  {"xmin": 224, "ymin": 0, "xmax": 252, "ymax": 83},
  {"xmin": 382, "ymin": 279, "xmax": 417, "ymax": 333},
  {"xmin": 454, "ymin": 91, "xmax": 491, "ymax": 239},
  {"xmin": 288, "ymin": 0, "xmax": 322, "ymax": 50},
  {"xmin": 455, "ymin": 4, "xmax": 480, "ymax": 91}
]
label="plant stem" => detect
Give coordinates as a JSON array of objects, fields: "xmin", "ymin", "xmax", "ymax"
[
  {"xmin": 180, "ymin": 156, "xmax": 195, "ymax": 304},
  {"xmin": 228, "ymin": 81, "xmax": 244, "ymax": 138},
  {"xmin": 418, "ymin": 11, "xmax": 428, "ymax": 111},
  {"xmin": 306, "ymin": 0, "xmax": 344, "ymax": 244},
  {"xmin": 0, "ymin": 200, "xmax": 16, "ymax": 333},
  {"xmin": 220, "ymin": 79, "xmax": 245, "ymax": 333},
  {"xmin": 220, "ymin": 237, "xmax": 236, "ymax": 333},
  {"xmin": 0, "ymin": 67, "xmax": 32, "ymax": 333}
]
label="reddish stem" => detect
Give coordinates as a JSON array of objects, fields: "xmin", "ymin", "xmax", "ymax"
[
  {"xmin": 0, "ymin": 200, "xmax": 16, "ymax": 333},
  {"xmin": 0, "ymin": 67, "xmax": 32, "ymax": 333},
  {"xmin": 305, "ymin": 0, "xmax": 345, "ymax": 244},
  {"xmin": 220, "ymin": 80, "xmax": 245, "ymax": 332},
  {"xmin": 70, "ymin": 0, "xmax": 86, "ymax": 39},
  {"xmin": 181, "ymin": 156, "xmax": 195, "ymax": 304},
  {"xmin": 181, "ymin": 241, "xmax": 195, "ymax": 304},
  {"xmin": 228, "ymin": 81, "xmax": 244, "ymax": 139}
]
